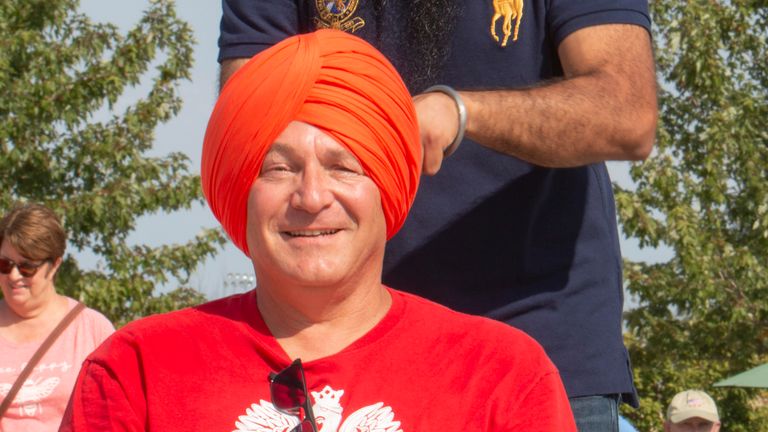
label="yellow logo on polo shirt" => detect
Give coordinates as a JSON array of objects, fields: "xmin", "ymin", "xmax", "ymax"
[
  {"xmin": 490, "ymin": 0, "xmax": 524, "ymax": 46},
  {"xmin": 314, "ymin": 0, "xmax": 365, "ymax": 33}
]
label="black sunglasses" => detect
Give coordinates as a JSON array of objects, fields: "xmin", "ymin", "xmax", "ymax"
[
  {"xmin": 268, "ymin": 359, "xmax": 318, "ymax": 432},
  {"xmin": 0, "ymin": 257, "xmax": 48, "ymax": 278}
]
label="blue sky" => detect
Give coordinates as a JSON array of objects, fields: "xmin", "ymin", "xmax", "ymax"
[
  {"xmin": 77, "ymin": 1, "xmax": 671, "ymax": 299},
  {"xmin": 77, "ymin": 0, "xmax": 253, "ymax": 298}
]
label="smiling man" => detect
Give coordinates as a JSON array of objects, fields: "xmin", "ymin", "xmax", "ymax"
[{"xmin": 59, "ymin": 30, "xmax": 576, "ymax": 431}]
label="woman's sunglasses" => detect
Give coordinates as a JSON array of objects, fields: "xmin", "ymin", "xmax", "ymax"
[
  {"xmin": 0, "ymin": 258, "xmax": 48, "ymax": 278},
  {"xmin": 269, "ymin": 359, "xmax": 318, "ymax": 432}
]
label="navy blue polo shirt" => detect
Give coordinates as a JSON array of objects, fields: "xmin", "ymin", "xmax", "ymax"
[{"xmin": 219, "ymin": 0, "xmax": 650, "ymax": 405}]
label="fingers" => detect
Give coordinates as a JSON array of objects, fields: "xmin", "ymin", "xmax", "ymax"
[
  {"xmin": 413, "ymin": 92, "xmax": 459, "ymax": 176},
  {"xmin": 421, "ymin": 135, "xmax": 445, "ymax": 175}
]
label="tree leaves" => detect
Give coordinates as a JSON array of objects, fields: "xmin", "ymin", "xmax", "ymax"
[
  {"xmin": 0, "ymin": 0, "xmax": 226, "ymax": 326},
  {"xmin": 617, "ymin": 1, "xmax": 768, "ymax": 430}
]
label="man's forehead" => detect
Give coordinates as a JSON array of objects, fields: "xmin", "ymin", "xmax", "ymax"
[{"xmin": 268, "ymin": 123, "xmax": 360, "ymax": 160}]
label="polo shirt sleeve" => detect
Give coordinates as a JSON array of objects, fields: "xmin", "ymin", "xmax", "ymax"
[
  {"xmin": 218, "ymin": 0, "xmax": 302, "ymax": 62},
  {"xmin": 548, "ymin": 0, "xmax": 652, "ymax": 46}
]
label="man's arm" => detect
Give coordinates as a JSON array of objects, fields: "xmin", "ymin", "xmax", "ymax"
[
  {"xmin": 417, "ymin": 24, "xmax": 658, "ymax": 174},
  {"xmin": 220, "ymin": 58, "xmax": 251, "ymax": 92},
  {"xmin": 59, "ymin": 361, "xmax": 145, "ymax": 431}
]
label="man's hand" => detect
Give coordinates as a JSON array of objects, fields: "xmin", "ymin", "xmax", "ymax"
[{"xmin": 413, "ymin": 91, "xmax": 461, "ymax": 175}]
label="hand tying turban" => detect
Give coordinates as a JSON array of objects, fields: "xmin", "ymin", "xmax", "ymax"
[{"xmin": 202, "ymin": 29, "xmax": 421, "ymax": 255}]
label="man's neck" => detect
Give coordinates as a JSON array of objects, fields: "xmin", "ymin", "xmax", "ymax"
[{"xmin": 256, "ymin": 278, "xmax": 392, "ymax": 362}]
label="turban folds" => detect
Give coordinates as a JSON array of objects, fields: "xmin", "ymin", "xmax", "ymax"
[{"xmin": 202, "ymin": 30, "xmax": 421, "ymax": 255}]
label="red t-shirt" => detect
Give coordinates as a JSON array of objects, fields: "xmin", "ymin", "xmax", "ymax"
[{"xmin": 60, "ymin": 289, "xmax": 576, "ymax": 431}]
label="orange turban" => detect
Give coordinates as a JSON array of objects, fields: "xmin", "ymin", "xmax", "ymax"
[{"xmin": 202, "ymin": 30, "xmax": 421, "ymax": 256}]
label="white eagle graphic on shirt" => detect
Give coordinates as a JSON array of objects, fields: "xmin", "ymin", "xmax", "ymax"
[{"xmin": 233, "ymin": 385, "xmax": 402, "ymax": 432}]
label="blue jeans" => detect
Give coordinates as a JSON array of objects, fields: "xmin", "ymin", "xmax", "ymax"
[{"xmin": 569, "ymin": 395, "xmax": 620, "ymax": 432}]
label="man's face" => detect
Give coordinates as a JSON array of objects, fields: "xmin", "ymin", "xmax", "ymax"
[
  {"xmin": 665, "ymin": 417, "xmax": 720, "ymax": 432},
  {"xmin": 245, "ymin": 121, "xmax": 386, "ymax": 289}
]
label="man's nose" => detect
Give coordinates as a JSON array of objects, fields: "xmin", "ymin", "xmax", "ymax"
[{"xmin": 290, "ymin": 166, "xmax": 334, "ymax": 213}]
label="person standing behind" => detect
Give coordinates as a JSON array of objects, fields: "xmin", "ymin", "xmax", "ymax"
[
  {"xmin": 0, "ymin": 203, "xmax": 114, "ymax": 431},
  {"xmin": 218, "ymin": 1, "xmax": 658, "ymax": 430},
  {"xmin": 664, "ymin": 390, "xmax": 721, "ymax": 432}
]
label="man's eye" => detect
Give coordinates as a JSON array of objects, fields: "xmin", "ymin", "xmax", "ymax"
[
  {"xmin": 333, "ymin": 164, "xmax": 362, "ymax": 174},
  {"xmin": 260, "ymin": 164, "xmax": 291, "ymax": 175}
]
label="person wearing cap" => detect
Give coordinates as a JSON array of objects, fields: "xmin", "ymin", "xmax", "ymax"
[
  {"xmin": 664, "ymin": 390, "xmax": 721, "ymax": 432},
  {"xmin": 58, "ymin": 30, "xmax": 576, "ymax": 431}
]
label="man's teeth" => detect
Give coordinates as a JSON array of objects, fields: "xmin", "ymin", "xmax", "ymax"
[{"xmin": 287, "ymin": 229, "xmax": 339, "ymax": 237}]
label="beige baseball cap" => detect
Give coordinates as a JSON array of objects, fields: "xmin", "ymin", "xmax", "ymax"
[{"xmin": 667, "ymin": 390, "xmax": 720, "ymax": 423}]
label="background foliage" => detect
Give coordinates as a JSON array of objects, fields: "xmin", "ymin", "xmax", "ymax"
[
  {"xmin": 0, "ymin": 0, "xmax": 225, "ymax": 326},
  {"xmin": 616, "ymin": 1, "xmax": 768, "ymax": 430}
]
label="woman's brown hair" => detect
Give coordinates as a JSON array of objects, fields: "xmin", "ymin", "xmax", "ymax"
[{"xmin": 0, "ymin": 203, "xmax": 66, "ymax": 261}]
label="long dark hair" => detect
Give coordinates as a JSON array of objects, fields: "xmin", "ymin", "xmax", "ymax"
[{"xmin": 374, "ymin": 0, "xmax": 462, "ymax": 92}]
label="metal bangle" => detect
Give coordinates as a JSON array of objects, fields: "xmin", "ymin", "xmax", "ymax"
[{"xmin": 423, "ymin": 85, "xmax": 467, "ymax": 157}]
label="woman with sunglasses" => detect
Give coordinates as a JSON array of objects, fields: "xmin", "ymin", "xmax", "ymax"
[{"xmin": 0, "ymin": 203, "xmax": 114, "ymax": 431}]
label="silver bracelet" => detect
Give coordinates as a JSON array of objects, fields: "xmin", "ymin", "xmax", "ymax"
[{"xmin": 423, "ymin": 85, "xmax": 467, "ymax": 157}]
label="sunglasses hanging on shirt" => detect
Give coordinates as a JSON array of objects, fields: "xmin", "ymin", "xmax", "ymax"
[{"xmin": 269, "ymin": 358, "xmax": 319, "ymax": 432}]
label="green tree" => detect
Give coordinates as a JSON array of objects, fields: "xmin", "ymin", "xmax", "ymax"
[
  {"xmin": 0, "ymin": 0, "xmax": 226, "ymax": 325},
  {"xmin": 616, "ymin": 1, "xmax": 768, "ymax": 430}
]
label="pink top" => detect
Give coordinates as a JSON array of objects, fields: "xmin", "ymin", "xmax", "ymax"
[{"xmin": 0, "ymin": 297, "xmax": 114, "ymax": 431}]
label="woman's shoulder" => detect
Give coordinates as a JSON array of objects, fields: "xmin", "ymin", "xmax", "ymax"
[
  {"xmin": 64, "ymin": 297, "xmax": 116, "ymax": 342},
  {"xmin": 81, "ymin": 305, "xmax": 115, "ymax": 333}
]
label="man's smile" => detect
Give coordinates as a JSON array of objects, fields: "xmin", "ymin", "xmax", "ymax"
[{"xmin": 283, "ymin": 229, "xmax": 341, "ymax": 237}]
